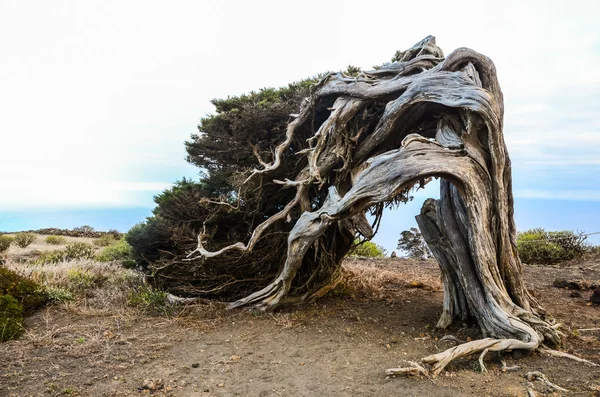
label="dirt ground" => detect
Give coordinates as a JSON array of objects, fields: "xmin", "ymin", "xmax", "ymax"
[{"xmin": 1, "ymin": 257, "xmax": 599, "ymax": 397}]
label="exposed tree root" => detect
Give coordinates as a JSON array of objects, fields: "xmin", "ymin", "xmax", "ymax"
[
  {"xmin": 526, "ymin": 371, "xmax": 569, "ymax": 393},
  {"xmin": 538, "ymin": 347, "xmax": 599, "ymax": 367}
]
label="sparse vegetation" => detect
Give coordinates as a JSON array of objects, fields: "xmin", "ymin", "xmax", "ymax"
[
  {"xmin": 0, "ymin": 235, "xmax": 13, "ymax": 252},
  {"xmin": 46, "ymin": 235, "xmax": 67, "ymax": 245},
  {"xmin": 65, "ymin": 242, "xmax": 95, "ymax": 260},
  {"xmin": 13, "ymin": 232, "xmax": 36, "ymax": 248},
  {"xmin": 43, "ymin": 286, "xmax": 73, "ymax": 303},
  {"xmin": 94, "ymin": 234, "xmax": 116, "ymax": 247},
  {"xmin": 95, "ymin": 238, "xmax": 134, "ymax": 264},
  {"xmin": 348, "ymin": 239, "xmax": 387, "ymax": 258},
  {"xmin": 128, "ymin": 286, "xmax": 172, "ymax": 315},
  {"xmin": 0, "ymin": 266, "xmax": 47, "ymax": 341},
  {"xmin": 35, "ymin": 250, "xmax": 68, "ymax": 264},
  {"xmin": 517, "ymin": 228, "xmax": 588, "ymax": 264},
  {"xmin": 0, "ymin": 294, "xmax": 24, "ymax": 341}
]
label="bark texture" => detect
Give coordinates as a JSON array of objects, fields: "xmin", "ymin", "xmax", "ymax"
[{"xmin": 188, "ymin": 36, "xmax": 561, "ymax": 372}]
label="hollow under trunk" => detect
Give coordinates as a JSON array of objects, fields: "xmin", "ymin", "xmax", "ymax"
[{"xmin": 187, "ymin": 36, "xmax": 562, "ymax": 374}]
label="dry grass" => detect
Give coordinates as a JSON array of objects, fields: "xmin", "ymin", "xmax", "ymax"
[
  {"xmin": 3, "ymin": 233, "xmax": 98, "ymax": 259},
  {"xmin": 341, "ymin": 257, "xmax": 442, "ymax": 298}
]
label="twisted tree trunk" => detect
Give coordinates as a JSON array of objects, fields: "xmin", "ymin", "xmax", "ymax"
[{"xmin": 188, "ymin": 36, "xmax": 563, "ymax": 374}]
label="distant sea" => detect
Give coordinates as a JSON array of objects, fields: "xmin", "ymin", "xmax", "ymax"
[{"xmin": 1, "ymin": 199, "xmax": 599, "ymax": 252}]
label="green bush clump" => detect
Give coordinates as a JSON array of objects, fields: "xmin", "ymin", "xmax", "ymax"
[
  {"xmin": 65, "ymin": 242, "xmax": 95, "ymax": 260},
  {"xmin": 34, "ymin": 250, "xmax": 68, "ymax": 264},
  {"xmin": 13, "ymin": 233, "xmax": 36, "ymax": 248},
  {"xmin": 43, "ymin": 286, "xmax": 73, "ymax": 303},
  {"xmin": 93, "ymin": 234, "xmax": 116, "ymax": 247},
  {"xmin": 96, "ymin": 238, "xmax": 134, "ymax": 264},
  {"xmin": 45, "ymin": 235, "xmax": 67, "ymax": 245},
  {"xmin": 0, "ymin": 267, "xmax": 47, "ymax": 312},
  {"xmin": 0, "ymin": 294, "xmax": 24, "ymax": 341},
  {"xmin": 0, "ymin": 235, "xmax": 13, "ymax": 252},
  {"xmin": 128, "ymin": 286, "xmax": 172, "ymax": 315},
  {"xmin": 66, "ymin": 269, "xmax": 96, "ymax": 290},
  {"xmin": 517, "ymin": 228, "xmax": 587, "ymax": 264},
  {"xmin": 348, "ymin": 239, "xmax": 387, "ymax": 258}
]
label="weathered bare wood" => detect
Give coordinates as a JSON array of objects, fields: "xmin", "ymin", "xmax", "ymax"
[{"xmin": 188, "ymin": 36, "xmax": 569, "ymax": 375}]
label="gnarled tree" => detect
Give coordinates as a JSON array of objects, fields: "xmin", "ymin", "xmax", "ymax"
[{"xmin": 184, "ymin": 36, "xmax": 568, "ymax": 374}]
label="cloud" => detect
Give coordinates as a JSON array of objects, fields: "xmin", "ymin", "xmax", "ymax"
[
  {"xmin": 0, "ymin": 0, "xmax": 598, "ymax": 210},
  {"xmin": 514, "ymin": 189, "xmax": 600, "ymax": 201}
]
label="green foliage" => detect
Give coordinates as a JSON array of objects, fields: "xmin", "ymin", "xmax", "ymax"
[
  {"xmin": 348, "ymin": 239, "xmax": 387, "ymax": 258},
  {"xmin": 65, "ymin": 242, "xmax": 95, "ymax": 260},
  {"xmin": 13, "ymin": 233, "xmax": 36, "ymax": 248},
  {"xmin": 96, "ymin": 238, "xmax": 133, "ymax": 263},
  {"xmin": 517, "ymin": 228, "xmax": 587, "ymax": 264},
  {"xmin": 397, "ymin": 227, "xmax": 431, "ymax": 260},
  {"xmin": 128, "ymin": 286, "xmax": 172, "ymax": 315},
  {"xmin": 93, "ymin": 234, "xmax": 116, "ymax": 247},
  {"xmin": 0, "ymin": 267, "xmax": 46, "ymax": 312},
  {"xmin": 0, "ymin": 235, "xmax": 13, "ymax": 252},
  {"xmin": 45, "ymin": 235, "xmax": 67, "ymax": 245},
  {"xmin": 126, "ymin": 217, "xmax": 173, "ymax": 268},
  {"xmin": 0, "ymin": 294, "xmax": 24, "ymax": 341},
  {"xmin": 43, "ymin": 286, "xmax": 73, "ymax": 303},
  {"xmin": 66, "ymin": 269, "xmax": 96, "ymax": 290},
  {"xmin": 34, "ymin": 250, "xmax": 68, "ymax": 264}
]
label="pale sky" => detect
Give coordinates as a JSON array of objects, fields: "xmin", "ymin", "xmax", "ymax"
[{"xmin": 1, "ymin": 0, "xmax": 599, "ymax": 246}]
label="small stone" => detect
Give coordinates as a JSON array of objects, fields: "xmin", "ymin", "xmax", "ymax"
[
  {"xmin": 191, "ymin": 363, "xmax": 200, "ymax": 368},
  {"xmin": 217, "ymin": 383, "xmax": 224, "ymax": 387},
  {"xmin": 591, "ymin": 290, "xmax": 600, "ymax": 304},
  {"xmin": 570, "ymin": 291, "xmax": 582, "ymax": 298}
]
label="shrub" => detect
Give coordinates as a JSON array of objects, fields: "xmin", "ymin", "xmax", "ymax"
[
  {"xmin": 65, "ymin": 243, "xmax": 95, "ymax": 260},
  {"xmin": 96, "ymin": 238, "xmax": 133, "ymax": 263},
  {"xmin": 348, "ymin": 239, "xmax": 387, "ymax": 258},
  {"xmin": 93, "ymin": 234, "xmax": 116, "ymax": 247},
  {"xmin": 0, "ymin": 294, "xmax": 24, "ymax": 341},
  {"xmin": 0, "ymin": 235, "xmax": 13, "ymax": 252},
  {"xmin": 66, "ymin": 269, "xmax": 96, "ymax": 290},
  {"xmin": 128, "ymin": 286, "xmax": 172, "ymax": 315},
  {"xmin": 46, "ymin": 235, "xmax": 67, "ymax": 245},
  {"xmin": 13, "ymin": 233, "xmax": 36, "ymax": 248},
  {"xmin": 397, "ymin": 227, "xmax": 432, "ymax": 260},
  {"xmin": 34, "ymin": 250, "xmax": 68, "ymax": 264},
  {"xmin": 517, "ymin": 228, "xmax": 587, "ymax": 264},
  {"xmin": 43, "ymin": 286, "xmax": 73, "ymax": 303},
  {"xmin": 0, "ymin": 267, "xmax": 47, "ymax": 312}
]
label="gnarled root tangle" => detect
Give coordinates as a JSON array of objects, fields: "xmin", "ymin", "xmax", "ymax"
[{"xmin": 189, "ymin": 36, "xmax": 572, "ymax": 374}]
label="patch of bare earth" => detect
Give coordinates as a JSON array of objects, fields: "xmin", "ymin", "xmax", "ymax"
[{"xmin": 1, "ymin": 256, "xmax": 599, "ymax": 397}]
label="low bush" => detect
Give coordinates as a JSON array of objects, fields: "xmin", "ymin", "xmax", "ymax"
[
  {"xmin": 128, "ymin": 286, "xmax": 172, "ymax": 315},
  {"xmin": 348, "ymin": 239, "xmax": 387, "ymax": 258},
  {"xmin": 66, "ymin": 269, "xmax": 96, "ymax": 290},
  {"xmin": 13, "ymin": 233, "xmax": 36, "ymax": 248},
  {"xmin": 45, "ymin": 235, "xmax": 67, "ymax": 245},
  {"xmin": 0, "ymin": 267, "xmax": 47, "ymax": 311},
  {"xmin": 0, "ymin": 294, "xmax": 24, "ymax": 341},
  {"xmin": 93, "ymin": 234, "xmax": 116, "ymax": 247},
  {"xmin": 517, "ymin": 228, "xmax": 588, "ymax": 264},
  {"xmin": 34, "ymin": 250, "xmax": 68, "ymax": 264},
  {"xmin": 0, "ymin": 235, "xmax": 13, "ymax": 252},
  {"xmin": 96, "ymin": 239, "xmax": 133, "ymax": 263},
  {"xmin": 43, "ymin": 286, "xmax": 73, "ymax": 303},
  {"xmin": 65, "ymin": 242, "xmax": 95, "ymax": 260}
]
